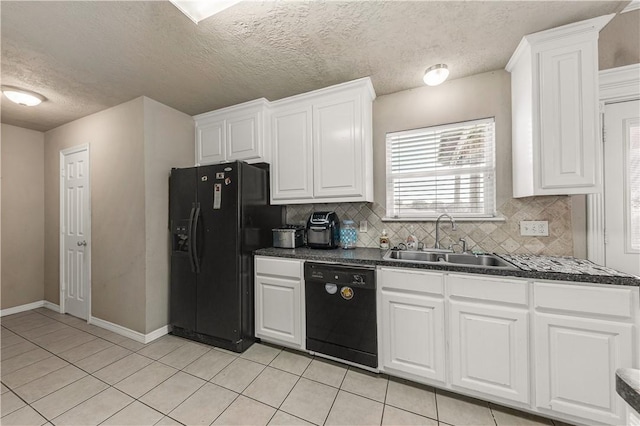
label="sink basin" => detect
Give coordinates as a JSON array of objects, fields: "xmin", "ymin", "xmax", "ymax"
[
  {"xmin": 441, "ymin": 253, "xmax": 516, "ymax": 268},
  {"xmin": 385, "ymin": 251, "xmax": 440, "ymax": 262},
  {"xmin": 383, "ymin": 250, "xmax": 517, "ymax": 269}
]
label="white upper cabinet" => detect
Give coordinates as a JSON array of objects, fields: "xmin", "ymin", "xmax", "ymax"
[
  {"xmin": 195, "ymin": 98, "xmax": 270, "ymax": 166},
  {"xmin": 270, "ymin": 78, "xmax": 375, "ymax": 204},
  {"xmin": 270, "ymin": 104, "xmax": 314, "ymax": 201},
  {"xmin": 506, "ymin": 14, "xmax": 614, "ymax": 198}
]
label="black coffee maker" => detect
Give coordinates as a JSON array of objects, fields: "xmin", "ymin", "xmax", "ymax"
[{"xmin": 306, "ymin": 211, "xmax": 340, "ymax": 249}]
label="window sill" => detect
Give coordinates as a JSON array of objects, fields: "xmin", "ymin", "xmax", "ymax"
[{"xmin": 381, "ymin": 216, "xmax": 507, "ymax": 223}]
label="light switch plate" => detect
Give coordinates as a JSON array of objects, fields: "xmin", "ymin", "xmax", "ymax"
[
  {"xmin": 360, "ymin": 220, "xmax": 368, "ymax": 233},
  {"xmin": 520, "ymin": 220, "xmax": 549, "ymax": 236}
]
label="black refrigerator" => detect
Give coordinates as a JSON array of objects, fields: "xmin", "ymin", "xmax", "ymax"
[{"xmin": 169, "ymin": 161, "xmax": 283, "ymax": 352}]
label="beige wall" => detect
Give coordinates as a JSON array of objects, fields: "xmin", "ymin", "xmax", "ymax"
[
  {"xmin": 43, "ymin": 96, "xmax": 194, "ymax": 334},
  {"xmin": 599, "ymin": 10, "xmax": 640, "ymax": 70},
  {"xmin": 45, "ymin": 98, "xmax": 147, "ymax": 332},
  {"xmin": 373, "ymin": 70, "xmax": 512, "ymax": 209},
  {"xmin": 142, "ymin": 97, "xmax": 194, "ymax": 333},
  {"xmin": 1, "ymin": 124, "xmax": 45, "ymax": 309}
]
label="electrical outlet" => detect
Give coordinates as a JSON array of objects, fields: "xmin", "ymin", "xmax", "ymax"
[
  {"xmin": 360, "ymin": 220, "xmax": 368, "ymax": 233},
  {"xmin": 520, "ymin": 220, "xmax": 549, "ymax": 236}
]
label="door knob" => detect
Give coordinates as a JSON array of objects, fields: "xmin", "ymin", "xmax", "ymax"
[{"xmin": 77, "ymin": 241, "xmax": 87, "ymax": 246}]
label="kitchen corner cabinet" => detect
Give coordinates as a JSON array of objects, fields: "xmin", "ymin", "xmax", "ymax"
[
  {"xmin": 254, "ymin": 256, "xmax": 305, "ymax": 350},
  {"xmin": 447, "ymin": 274, "xmax": 529, "ymax": 404},
  {"xmin": 270, "ymin": 78, "xmax": 375, "ymax": 204},
  {"xmin": 533, "ymin": 282, "xmax": 636, "ymax": 425},
  {"xmin": 506, "ymin": 14, "xmax": 614, "ymax": 198},
  {"xmin": 195, "ymin": 98, "xmax": 270, "ymax": 166},
  {"xmin": 378, "ymin": 268, "xmax": 446, "ymax": 383}
]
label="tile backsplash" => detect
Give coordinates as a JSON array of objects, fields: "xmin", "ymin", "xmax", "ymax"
[{"xmin": 285, "ymin": 196, "xmax": 574, "ymax": 256}]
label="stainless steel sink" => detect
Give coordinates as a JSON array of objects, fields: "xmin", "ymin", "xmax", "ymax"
[
  {"xmin": 441, "ymin": 253, "xmax": 516, "ymax": 268},
  {"xmin": 385, "ymin": 250, "xmax": 440, "ymax": 262},
  {"xmin": 383, "ymin": 250, "xmax": 517, "ymax": 269}
]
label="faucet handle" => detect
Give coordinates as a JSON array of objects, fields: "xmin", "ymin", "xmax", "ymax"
[
  {"xmin": 406, "ymin": 234, "xmax": 418, "ymax": 250},
  {"xmin": 459, "ymin": 238, "xmax": 468, "ymax": 253}
]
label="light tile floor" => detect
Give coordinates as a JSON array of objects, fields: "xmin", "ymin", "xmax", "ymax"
[{"xmin": 1, "ymin": 308, "xmax": 571, "ymax": 426}]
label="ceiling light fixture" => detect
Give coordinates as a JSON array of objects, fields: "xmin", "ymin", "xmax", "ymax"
[
  {"xmin": 1, "ymin": 86, "xmax": 45, "ymax": 106},
  {"xmin": 423, "ymin": 64, "xmax": 449, "ymax": 86},
  {"xmin": 169, "ymin": 0, "xmax": 242, "ymax": 24}
]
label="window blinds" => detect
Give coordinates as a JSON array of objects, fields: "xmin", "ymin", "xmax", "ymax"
[{"xmin": 386, "ymin": 118, "xmax": 496, "ymax": 219}]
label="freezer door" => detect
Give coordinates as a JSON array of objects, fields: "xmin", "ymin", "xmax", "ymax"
[
  {"xmin": 195, "ymin": 164, "xmax": 241, "ymax": 342},
  {"xmin": 169, "ymin": 167, "xmax": 198, "ymax": 331}
]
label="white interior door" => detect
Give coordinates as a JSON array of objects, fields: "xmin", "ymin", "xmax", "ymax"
[
  {"xmin": 61, "ymin": 146, "xmax": 90, "ymax": 319},
  {"xmin": 604, "ymin": 100, "xmax": 640, "ymax": 276}
]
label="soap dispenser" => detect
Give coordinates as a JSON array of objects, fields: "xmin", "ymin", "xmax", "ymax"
[{"xmin": 379, "ymin": 229, "xmax": 390, "ymax": 250}]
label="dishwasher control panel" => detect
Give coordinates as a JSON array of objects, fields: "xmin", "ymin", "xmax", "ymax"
[{"xmin": 304, "ymin": 262, "xmax": 375, "ymax": 289}]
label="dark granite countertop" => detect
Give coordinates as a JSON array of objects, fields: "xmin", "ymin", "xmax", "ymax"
[
  {"xmin": 617, "ymin": 368, "xmax": 640, "ymax": 415},
  {"xmin": 254, "ymin": 247, "xmax": 640, "ymax": 286}
]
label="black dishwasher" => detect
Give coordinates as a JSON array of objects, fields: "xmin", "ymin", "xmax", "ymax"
[{"xmin": 304, "ymin": 262, "xmax": 377, "ymax": 369}]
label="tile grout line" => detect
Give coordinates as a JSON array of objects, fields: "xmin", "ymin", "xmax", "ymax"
[
  {"xmin": 379, "ymin": 374, "xmax": 391, "ymax": 426},
  {"xmin": 434, "ymin": 386, "xmax": 440, "ymax": 423},
  {"xmin": 320, "ymin": 364, "xmax": 351, "ymax": 425}
]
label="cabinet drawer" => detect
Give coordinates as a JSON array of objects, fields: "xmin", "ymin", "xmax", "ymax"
[
  {"xmin": 447, "ymin": 274, "xmax": 528, "ymax": 306},
  {"xmin": 534, "ymin": 282, "xmax": 634, "ymax": 319},
  {"xmin": 255, "ymin": 257, "xmax": 302, "ymax": 279},
  {"xmin": 379, "ymin": 267, "xmax": 444, "ymax": 295}
]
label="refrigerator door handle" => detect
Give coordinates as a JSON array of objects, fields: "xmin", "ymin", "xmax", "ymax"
[
  {"xmin": 192, "ymin": 203, "xmax": 201, "ymax": 274},
  {"xmin": 187, "ymin": 204, "xmax": 197, "ymax": 273}
]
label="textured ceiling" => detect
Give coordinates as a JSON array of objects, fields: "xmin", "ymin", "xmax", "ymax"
[{"xmin": 0, "ymin": 1, "xmax": 627, "ymax": 132}]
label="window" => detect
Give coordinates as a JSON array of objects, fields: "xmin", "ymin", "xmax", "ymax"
[{"xmin": 385, "ymin": 118, "xmax": 496, "ymax": 220}]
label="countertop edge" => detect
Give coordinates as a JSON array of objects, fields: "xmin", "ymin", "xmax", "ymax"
[
  {"xmin": 616, "ymin": 368, "xmax": 640, "ymax": 416},
  {"xmin": 254, "ymin": 248, "xmax": 640, "ymax": 287}
]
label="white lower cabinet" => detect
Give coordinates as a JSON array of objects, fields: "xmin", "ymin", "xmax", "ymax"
[
  {"xmin": 377, "ymin": 268, "xmax": 639, "ymax": 426},
  {"xmin": 448, "ymin": 274, "xmax": 530, "ymax": 404},
  {"xmin": 254, "ymin": 256, "xmax": 304, "ymax": 350},
  {"xmin": 534, "ymin": 282, "xmax": 636, "ymax": 425},
  {"xmin": 378, "ymin": 268, "xmax": 446, "ymax": 383}
]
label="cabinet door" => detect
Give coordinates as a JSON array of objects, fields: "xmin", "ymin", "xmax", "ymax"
[
  {"xmin": 537, "ymin": 41, "xmax": 599, "ymax": 192},
  {"xmin": 226, "ymin": 110, "xmax": 263, "ymax": 162},
  {"xmin": 196, "ymin": 118, "xmax": 226, "ymax": 165},
  {"xmin": 312, "ymin": 92, "xmax": 365, "ymax": 199},
  {"xmin": 449, "ymin": 300, "xmax": 529, "ymax": 403},
  {"xmin": 535, "ymin": 313, "xmax": 632, "ymax": 424},
  {"xmin": 255, "ymin": 275, "xmax": 302, "ymax": 348},
  {"xmin": 270, "ymin": 105, "xmax": 314, "ymax": 202},
  {"xmin": 380, "ymin": 289, "xmax": 445, "ymax": 382}
]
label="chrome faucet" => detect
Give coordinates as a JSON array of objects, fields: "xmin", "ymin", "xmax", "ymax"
[{"xmin": 435, "ymin": 213, "xmax": 456, "ymax": 249}]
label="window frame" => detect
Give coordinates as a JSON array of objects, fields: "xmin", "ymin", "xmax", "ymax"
[{"xmin": 384, "ymin": 117, "xmax": 497, "ymax": 221}]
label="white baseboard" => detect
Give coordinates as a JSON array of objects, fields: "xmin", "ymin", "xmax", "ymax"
[
  {"xmin": 0, "ymin": 300, "xmax": 45, "ymax": 317},
  {"xmin": 43, "ymin": 301, "xmax": 61, "ymax": 313},
  {"xmin": 1, "ymin": 300, "xmax": 61, "ymax": 317},
  {"xmin": 1, "ymin": 299, "xmax": 169, "ymax": 344},
  {"xmin": 89, "ymin": 316, "xmax": 170, "ymax": 344},
  {"xmin": 144, "ymin": 325, "xmax": 172, "ymax": 343}
]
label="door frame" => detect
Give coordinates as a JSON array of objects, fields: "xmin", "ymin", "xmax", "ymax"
[
  {"xmin": 59, "ymin": 144, "xmax": 91, "ymax": 319},
  {"xmin": 587, "ymin": 64, "xmax": 640, "ymax": 265}
]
